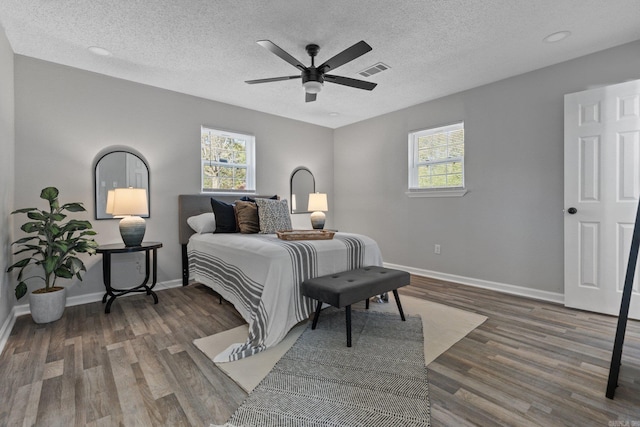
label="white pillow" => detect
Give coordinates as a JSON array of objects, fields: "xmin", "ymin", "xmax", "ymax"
[{"xmin": 187, "ymin": 212, "xmax": 216, "ymax": 234}]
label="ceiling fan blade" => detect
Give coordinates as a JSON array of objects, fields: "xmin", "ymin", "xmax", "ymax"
[
  {"xmin": 318, "ymin": 41, "xmax": 372, "ymax": 73},
  {"xmin": 324, "ymin": 75, "xmax": 377, "ymax": 91},
  {"xmin": 257, "ymin": 40, "xmax": 307, "ymax": 71},
  {"xmin": 245, "ymin": 75, "xmax": 301, "ymax": 84},
  {"xmin": 305, "ymin": 92, "xmax": 317, "ymax": 103}
]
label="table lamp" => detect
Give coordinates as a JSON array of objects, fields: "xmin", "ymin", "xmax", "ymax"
[
  {"xmin": 112, "ymin": 187, "xmax": 148, "ymax": 246},
  {"xmin": 308, "ymin": 192, "xmax": 328, "ymax": 229}
]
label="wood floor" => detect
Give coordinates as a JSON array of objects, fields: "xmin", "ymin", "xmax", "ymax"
[{"xmin": 0, "ymin": 277, "xmax": 639, "ymax": 426}]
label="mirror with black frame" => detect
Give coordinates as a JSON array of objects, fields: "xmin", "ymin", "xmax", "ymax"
[
  {"xmin": 290, "ymin": 167, "xmax": 315, "ymax": 214},
  {"xmin": 94, "ymin": 149, "xmax": 150, "ymax": 219}
]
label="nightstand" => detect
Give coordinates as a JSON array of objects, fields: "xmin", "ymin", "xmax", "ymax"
[{"xmin": 96, "ymin": 241, "xmax": 163, "ymax": 313}]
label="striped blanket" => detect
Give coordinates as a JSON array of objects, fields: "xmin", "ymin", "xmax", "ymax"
[{"xmin": 189, "ymin": 232, "xmax": 383, "ymax": 362}]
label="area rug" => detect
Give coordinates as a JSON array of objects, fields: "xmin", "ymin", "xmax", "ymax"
[
  {"xmin": 216, "ymin": 308, "xmax": 431, "ymax": 427},
  {"xmin": 194, "ymin": 294, "xmax": 487, "ymax": 393}
]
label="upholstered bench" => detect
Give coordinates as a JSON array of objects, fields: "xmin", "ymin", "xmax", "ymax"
[{"xmin": 301, "ymin": 266, "xmax": 410, "ymax": 347}]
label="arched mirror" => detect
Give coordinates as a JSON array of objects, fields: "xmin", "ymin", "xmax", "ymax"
[
  {"xmin": 94, "ymin": 149, "xmax": 150, "ymax": 219},
  {"xmin": 290, "ymin": 167, "xmax": 315, "ymax": 214}
]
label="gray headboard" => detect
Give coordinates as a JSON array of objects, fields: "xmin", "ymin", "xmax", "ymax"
[
  {"xmin": 179, "ymin": 194, "xmax": 215, "ymax": 245},
  {"xmin": 178, "ymin": 194, "xmax": 278, "ymax": 244}
]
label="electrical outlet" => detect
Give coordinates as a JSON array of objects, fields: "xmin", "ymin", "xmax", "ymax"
[{"xmin": 434, "ymin": 244, "xmax": 441, "ymax": 254}]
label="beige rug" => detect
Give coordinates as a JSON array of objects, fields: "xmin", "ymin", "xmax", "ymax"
[{"xmin": 194, "ymin": 294, "xmax": 487, "ymax": 393}]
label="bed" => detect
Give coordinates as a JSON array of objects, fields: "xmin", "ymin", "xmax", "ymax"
[{"xmin": 178, "ymin": 194, "xmax": 383, "ymax": 361}]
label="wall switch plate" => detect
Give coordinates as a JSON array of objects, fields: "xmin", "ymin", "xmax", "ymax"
[{"xmin": 434, "ymin": 244, "xmax": 441, "ymax": 254}]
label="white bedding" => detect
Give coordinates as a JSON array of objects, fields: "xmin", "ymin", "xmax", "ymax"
[{"xmin": 188, "ymin": 232, "xmax": 383, "ymax": 361}]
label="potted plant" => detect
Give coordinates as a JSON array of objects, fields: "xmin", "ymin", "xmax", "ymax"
[{"xmin": 7, "ymin": 187, "xmax": 98, "ymax": 323}]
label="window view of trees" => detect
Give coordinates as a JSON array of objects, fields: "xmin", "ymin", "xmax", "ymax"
[
  {"xmin": 417, "ymin": 127, "xmax": 464, "ymax": 188},
  {"xmin": 201, "ymin": 127, "xmax": 254, "ymax": 191},
  {"xmin": 409, "ymin": 122, "xmax": 465, "ymax": 190}
]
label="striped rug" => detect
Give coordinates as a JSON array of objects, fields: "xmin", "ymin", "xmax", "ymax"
[{"xmin": 214, "ymin": 308, "xmax": 430, "ymax": 427}]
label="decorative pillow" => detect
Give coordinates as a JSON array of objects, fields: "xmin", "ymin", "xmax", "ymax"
[
  {"xmin": 210, "ymin": 198, "xmax": 238, "ymax": 233},
  {"xmin": 186, "ymin": 212, "xmax": 216, "ymax": 234},
  {"xmin": 234, "ymin": 200, "xmax": 260, "ymax": 234},
  {"xmin": 255, "ymin": 198, "xmax": 292, "ymax": 234}
]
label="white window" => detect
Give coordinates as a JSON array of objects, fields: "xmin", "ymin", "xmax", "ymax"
[
  {"xmin": 201, "ymin": 126, "xmax": 255, "ymax": 192},
  {"xmin": 408, "ymin": 122, "xmax": 466, "ymax": 197}
]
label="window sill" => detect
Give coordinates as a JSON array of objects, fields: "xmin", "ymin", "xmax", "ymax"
[
  {"xmin": 201, "ymin": 190, "xmax": 257, "ymax": 196},
  {"xmin": 406, "ymin": 188, "xmax": 467, "ymax": 198}
]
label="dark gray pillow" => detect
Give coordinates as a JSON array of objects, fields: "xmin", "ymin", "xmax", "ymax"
[{"xmin": 210, "ymin": 198, "xmax": 238, "ymax": 233}]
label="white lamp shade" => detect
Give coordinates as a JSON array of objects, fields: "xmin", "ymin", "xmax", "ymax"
[
  {"xmin": 112, "ymin": 188, "xmax": 148, "ymax": 216},
  {"xmin": 105, "ymin": 190, "xmax": 115, "ymax": 215},
  {"xmin": 308, "ymin": 193, "xmax": 328, "ymax": 212}
]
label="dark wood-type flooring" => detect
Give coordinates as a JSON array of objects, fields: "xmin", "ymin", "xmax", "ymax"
[{"xmin": 1, "ymin": 276, "xmax": 639, "ymax": 426}]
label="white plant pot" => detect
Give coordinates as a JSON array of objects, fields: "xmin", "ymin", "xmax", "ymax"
[{"xmin": 29, "ymin": 287, "xmax": 67, "ymax": 324}]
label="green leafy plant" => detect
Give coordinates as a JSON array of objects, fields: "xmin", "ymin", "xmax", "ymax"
[{"xmin": 7, "ymin": 187, "xmax": 98, "ymax": 299}]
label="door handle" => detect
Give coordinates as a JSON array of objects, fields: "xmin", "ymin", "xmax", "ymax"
[{"xmin": 567, "ymin": 207, "xmax": 577, "ymax": 214}]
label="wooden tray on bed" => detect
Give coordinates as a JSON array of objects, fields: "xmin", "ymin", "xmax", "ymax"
[{"xmin": 277, "ymin": 230, "xmax": 335, "ymax": 241}]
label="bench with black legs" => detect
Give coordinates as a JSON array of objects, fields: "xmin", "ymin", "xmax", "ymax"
[{"xmin": 301, "ymin": 266, "xmax": 410, "ymax": 347}]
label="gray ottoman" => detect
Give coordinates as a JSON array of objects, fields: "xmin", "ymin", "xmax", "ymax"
[{"xmin": 301, "ymin": 266, "xmax": 410, "ymax": 347}]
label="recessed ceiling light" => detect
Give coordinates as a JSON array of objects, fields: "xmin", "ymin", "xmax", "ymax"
[
  {"xmin": 543, "ymin": 31, "xmax": 571, "ymax": 43},
  {"xmin": 88, "ymin": 46, "xmax": 112, "ymax": 56},
  {"xmin": 328, "ymin": 112, "xmax": 340, "ymax": 117}
]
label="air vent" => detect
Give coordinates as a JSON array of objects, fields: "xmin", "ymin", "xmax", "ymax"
[{"xmin": 358, "ymin": 62, "xmax": 390, "ymax": 78}]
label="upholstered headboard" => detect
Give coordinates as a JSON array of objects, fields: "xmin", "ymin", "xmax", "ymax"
[
  {"xmin": 179, "ymin": 194, "xmax": 217, "ymax": 245},
  {"xmin": 178, "ymin": 194, "xmax": 278, "ymax": 285},
  {"xmin": 178, "ymin": 194, "xmax": 279, "ymax": 245}
]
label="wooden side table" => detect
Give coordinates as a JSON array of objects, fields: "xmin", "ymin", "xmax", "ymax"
[{"xmin": 96, "ymin": 241, "xmax": 163, "ymax": 313}]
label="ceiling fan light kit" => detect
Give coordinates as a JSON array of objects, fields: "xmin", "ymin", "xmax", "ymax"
[
  {"xmin": 303, "ymin": 80, "xmax": 323, "ymax": 94},
  {"xmin": 246, "ymin": 40, "xmax": 377, "ymax": 102}
]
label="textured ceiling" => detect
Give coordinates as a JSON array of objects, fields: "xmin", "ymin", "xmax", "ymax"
[{"xmin": 1, "ymin": 0, "xmax": 640, "ymax": 128}]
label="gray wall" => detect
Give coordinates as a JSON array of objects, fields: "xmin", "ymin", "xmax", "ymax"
[
  {"xmin": 334, "ymin": 39, "xmax": 640, "ymax": 296},
  {"xmin": 14, "ymin": 56, "xmax": 334, "ymax": 299},
  {"xmin": 9, "ymin": 39, "xmax": 640, "ymax": 304},
  {"xmin": 0, "ymin": 27, "xmax": 15, "ymax": 331}
]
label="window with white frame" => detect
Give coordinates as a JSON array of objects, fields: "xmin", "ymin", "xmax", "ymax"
[
  {"xmin": 201, "ymin": 126, "xmax": 255, "ymax": 192},
  {"xmin": 408, "ymin": 122, "xmax": 465, "ymax": 193}
]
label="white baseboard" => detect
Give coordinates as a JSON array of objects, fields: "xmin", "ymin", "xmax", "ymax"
[
  {"xmin": 1, "ymin": 279, "xmax": 183, "ymax": 355},
  {"xmin": 63, "ymin": 279, "xmax": 183, "ymax": 308},
  {"xmin": 383, "ymin": 262, "xmax": 565, "ymax": 305},
  {"xmin": 13, "ymin": 279, "xmax": 183, "ymax": 313}
]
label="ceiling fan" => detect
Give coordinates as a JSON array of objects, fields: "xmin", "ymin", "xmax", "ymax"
[{"xmin": 245, "ymin": 40, "xmax": 377, "ymax": 102}]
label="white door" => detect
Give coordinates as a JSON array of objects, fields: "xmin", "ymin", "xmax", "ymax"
[{"xmin": 564, "ymin": 79, "xmax": 640, "ymax": 319}]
